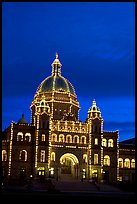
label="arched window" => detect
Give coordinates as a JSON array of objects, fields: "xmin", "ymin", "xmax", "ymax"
[
  {"xmin": 17, "ymin": 132, "xmax": 23, "ymax": 141},
  {"xmin": 102, "ymin": 138, "xmax": 107, "ymax": 147},
  {"xmin": 131, "ymin": 159, "xmax": 135, "ymax": 168},
  {"xmin": 124, "ymin": 158, "xmax": 130, "ymax": 168},
  {"xmin": 59, "ymin": 134, "xmax": 64, "ymax": 142},
  {"xmin": 93, "ymin": 107, "xmax": 96, "ymax": 111},
  {"xmin": 51, "ymin": 152, "xmax": 55, "ymax": 161},
  {"xmin": 81, "ymin": 136, "xmax": 86, "ymax": 144},
  {"xmin": 83, "ymin": 154, "xmax": 87, "ymax": 163},
  {"xmin": 51, "ymin": 134, "xmax": 57, "ymax": 142},
  {"xmin": 73, "ymin": 135, "xmax": 79, "ymax": 143},
  {"xmin": 25, "ymin": 133, "xmax": 31, "ymax": 142},
  {"xmin": 66, "ymin": 135, "xmax": 72, "ymax": 143},
  {"xmin": 40, "ymin": 150, "xmax": 45, "ymax": 162},
  {"xmin": 118, "ymin": 158, "xmax": 123, "ymax": 168},
  {"xmin": 104, "ymin": 155, "xmax": 110, "ymax": 166},
  {"xmin": 19, "ymin": 150, "xmax": 27, "ymax": 161},
  {"xmin": 2, "ymin": 150, "xmax": 7, "ymax": 161},
  {"xmin": 108, "ymin": 139, "xmax": 113, "ymax": 147},
  {"xmin": 42, "ymin": 134, "xmax": 45, "ymax": 141},
  {"xmin": 41, "ymin": 102, "xmax": 44, "ymax": 106}
]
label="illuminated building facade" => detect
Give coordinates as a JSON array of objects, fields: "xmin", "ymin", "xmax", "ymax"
[{"xmin": 2, "ymin": 54, "xmax": 135, "ymax": 184}]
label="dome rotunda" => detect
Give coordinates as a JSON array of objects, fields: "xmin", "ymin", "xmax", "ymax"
[{"xmin": 36, "ymin": 53, "xmax": 76, "ymax": 96}]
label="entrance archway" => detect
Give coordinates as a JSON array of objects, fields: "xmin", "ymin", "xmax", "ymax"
[{"xmin": 60, "ymin": 153, "xmax": 79, "ymax": 180}]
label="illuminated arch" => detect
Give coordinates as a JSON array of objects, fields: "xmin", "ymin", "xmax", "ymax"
[
  {"xmin": 131, "ymin": 159, "xmax": 135, "ymax": 168},
  {"xmin": 25, "ymin": 133, "xmax": 31, "ymax": 142},
  {"xmin": 124, "ymin": 158, "xmax": 130, "ymax": 168},
  {"xmin": 51, "ymin": 152, "xmax": 55, "ymax": 161},
  {"xmin": 59, "ymin": 134, "xmax": 65, "ymax": 142},
  {"xmin": 118, "ymin": 158, "xmax": 123, "ymax": 168},
  {"xmin": 19, "ymin": 150, "xmax": 27, "ymax": 161},
  {"xmin": 60, "ymin": 153, "xmax": 79, "ymax": 166},
  {"xmin": 51, "ymin": 134, "xmax": 57, "ymax": 142},
  {"xmin": 80, "ymin": 136, "xmax": 86, "ymax": 144},
  {"xmin": 2, "ymin": 150, "xmax": 7, "ymax": 161},
  {"xmin": 66, "ymin": 135, "xmax": 72, "ymax": 143},
  {"xmin": 17, "ymin": 132, "xmax": 23, "ymax": 141},
  {"xmin": 104, "ymin": 155, "xmax": 110, "ymax": 166},
  {"xmin": 73, "ymin": 135, "xmax": 79, "ymax": 143},
  {"xmin": 102, "ymin": 138, "xmax": 107, "ymax": 147},
  {"xmin": 108, "ymin": 139, "xmax": 113, "ymax": 147}
]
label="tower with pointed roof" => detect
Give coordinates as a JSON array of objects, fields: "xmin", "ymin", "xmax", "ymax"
[{"xmin": 86, "ymin": 99, "xmax": 104, "ymax": 181}]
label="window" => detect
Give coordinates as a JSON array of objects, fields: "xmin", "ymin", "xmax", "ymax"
[
  {"xmin": 124, "ymin": 158, "xmax": 130, "ymax": 168},
  {"xmin": 81, "ymin": 136, "xmax": 86, "ymax": 144},
  {"xmin": 94, "ymin": 154, "xmax": 98, "ymax": 164},
  {"xmin": 102, "ymin": 138, "xmax": 107, "ymax": 147},
  {"xmin": 40, "ymin": 150, "xmax": 45, "ymax": 162},
  {"xmin": 83, "ymin": 154, "xmax": 87, "ymax": 163},
  {"xmin": 51, "ymin": 152, "xmax": 55, "ymax": 161},
  {"xmin": 108, "ymin": 139, "xmax": 113, "ymax": 147},
  {"xmin": 95, "ymin": 138, "xmax": 98, "ymax": 145},
  {"xmin": 25, "ymin": 133, "xmax": 31, "ymax": 142},
  {"xmin": 19, "ymin": 150, "xmax": 27, "ymax": 161},
  {"xmin": 93, "ymin": 107, "xmax": 96, "ymax": 111},
  {"xmin": 131, "ymin": 159, "xmax": 135, "ymax": 168},
  {"xmin": 92, "ymin": 169, "xmax": 98, "ymax": 178},
  {"xmin": 2, "ymin": 150, "xmax": 7, "ymax": 161},
  {"xmin": 50, "ymin": 168, "xmax": 54, "ymax": 175},
  {"xmin": 104, "ymin": 155, "xmax": 110, "ymax": 166},
  {"xmin": 59, "ymin": 134, "xmax": 64, "ymax": 142},
  {"xmin": 119, "ymin": 176, "xmax": 122, "ymax": 181},
  {"xmin": 73, "ymin": 135, "xmax": 79, "ymax": 143},
  {"xmin": 82, "ymin": 169, "xmax": 86, "ymax": 179},
  {"xmin": 52, "ymin": 134, "xmax": 57, "ymax": 142},
  {"xmin": 42, "ymin": 134, "xmax": 45, "ymax": 141},
  {"xmin": 66, "ymin": 135, "xmax": 72, "ymax": 143},
  {"xmin": 118, "ymin": 158, "xmax": 123, "ymax": 168},
  {"xmin": 17, "ymin": 132, "xmax": 23, "ymax": 141}
]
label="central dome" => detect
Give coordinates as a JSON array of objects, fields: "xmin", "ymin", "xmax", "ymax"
[
  {"xmin": 36, "ymin": 53, "xmax": 76, "ymax": 96},
  {"xmin": 37, "ymin": 75, "xmax": 75, "ymax": 95}
]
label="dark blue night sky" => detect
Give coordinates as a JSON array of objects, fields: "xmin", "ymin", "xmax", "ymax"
[{"xmin": 2, "ymin": 2, "xmax": 135, "ymax": 142}]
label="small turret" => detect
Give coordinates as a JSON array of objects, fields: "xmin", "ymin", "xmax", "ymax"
[
  {"xmin": 18, "ymin": 113, "xmax": 28, "ymax": 124},
  {"xmin": 88, "ymin": 99, "xmax": 102, "ymax": 119}
]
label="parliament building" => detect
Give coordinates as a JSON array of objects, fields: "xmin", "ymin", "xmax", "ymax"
[{"xmin": 2, "ymin": 54, "xmax": 135, "ymax": 184}]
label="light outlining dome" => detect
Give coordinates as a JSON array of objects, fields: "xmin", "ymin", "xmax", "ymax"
[{"xmin": 36, "ymin": 53, "xmax": 76, "ymax": 96}]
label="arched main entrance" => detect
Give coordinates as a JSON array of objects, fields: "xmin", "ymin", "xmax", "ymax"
[{"xmin": 59, "ymin": 153, "xmax": 79, "ymax": 181}]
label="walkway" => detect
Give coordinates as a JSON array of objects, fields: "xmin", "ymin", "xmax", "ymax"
[
  {"xmin": 52, "ymin": 179, "xmax": 124, "ymax": 193},
  {"xmin": 2, "ymin": 179, "xmax": 136, "ymax": 203}
]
